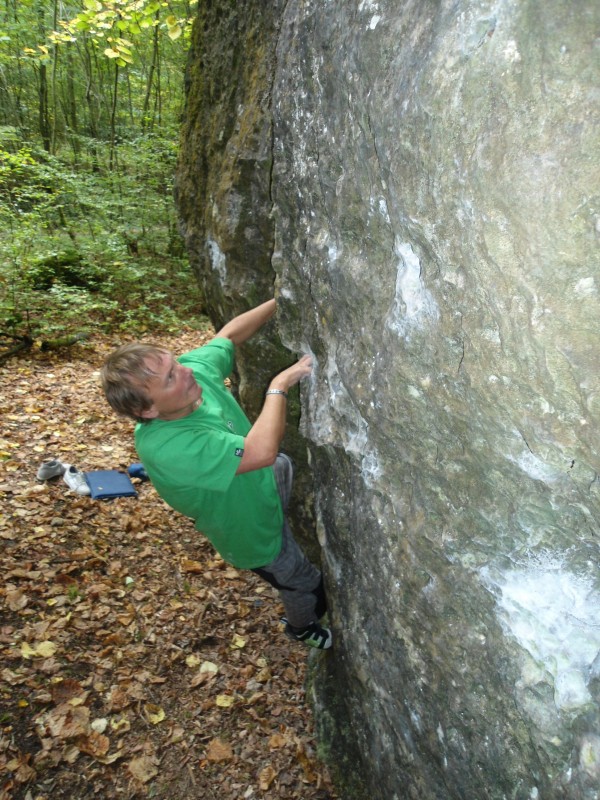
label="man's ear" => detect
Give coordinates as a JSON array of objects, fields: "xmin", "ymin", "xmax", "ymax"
[{"xmin": 139, "ymin": 405, "xmax": 159, "ymax": 420}]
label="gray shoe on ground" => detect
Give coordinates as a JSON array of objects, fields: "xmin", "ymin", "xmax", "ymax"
[{"xmin": 36, "ymin": 459, "xmax": 66, "ymax": 481}]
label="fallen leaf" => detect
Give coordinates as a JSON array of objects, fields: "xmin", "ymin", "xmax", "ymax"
[
  {"xmin": 269, "ymin": 732, "xmax": 289, "ymax": 750},
  {"xmin": 110, "ymin": 716, "xmax": 131, "ymax": 735},
  {"xmin": 145, "ymin": 704, "xmax": 165, "ymax": 724},
  {"xmin": 20, "ymin": 642, "xmax": 37, "ymax": 660},
  {"xmin": 256, "ymin": 666, "xmax": 272, "ymax": 683},
  {"xmin": 181, "ymin": 558, "xmax": 203, "ymax": 573},
  {"xmin": 206, "ymin": 737, "xmax": 233, "ymax": 763},
  {"xmin": 259, "ymin": 765, "xmax": 277, "ymax": 790},
  {"xmin": 78, "ymin": 731, "xmax": 110, "ymax": 757},
  {"xmin": 13, "ymin": 754, "xmax": 36, "ymax": 783},
  {"xmin": 38, "ymin": 703, "xmax": 90, "ymax": 740},
  {"xmin": 216, "ymin": 694, "xmax": 235, "ymax": 708},
  {"xmin": 128, "ymin": 754, "xmax": 158, "ymax": 783},
  {"xmin": 51, "ymin": 679, "xmax": 84, "ymax": 705},
  {"xmin": 7, "ymin": 587, "xmax": 28, "ymax": 610},
  {"xmin": 168, "ymin": 725, "xmax": 185, "ymax": 744},
  {"xmin": 21, "ymin": 640, "xmax": 57, "ymax": 660},
  {"xmin": 106, "ymin": 687, "xmax": 130, "ymax": 712},
  {"xmin": 37, "ymin": 640, "xmax": 58, "ymax": 658},
  {"xmin": 96, "ymin": 749, "xmax": 124, "ymax": 765}
]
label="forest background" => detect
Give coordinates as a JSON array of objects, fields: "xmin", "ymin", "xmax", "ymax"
[
  {"xmin": 0, "ymin": 4, "xmax": 338, "ymax": 798},
  {"xmin": 1, "ymin": 0, "xmax": 204, "ymax": 359}
]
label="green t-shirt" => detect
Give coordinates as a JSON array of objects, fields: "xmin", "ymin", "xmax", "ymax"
[{"xmin": 134, "ymin": 338, "xmax": 283, "ymax": 569}]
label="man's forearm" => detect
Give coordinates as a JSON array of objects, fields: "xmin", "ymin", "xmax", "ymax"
[
  {"xmin": 235, "ymin": 354, "xmax": 313, "ymax": 475},
  {"xmin": 215, "ymin": 299, "xmax": 276, "ymax": 346},
  {"xmin": 236, "ymin": 393, "xmax": 288, "ymax": 474}
]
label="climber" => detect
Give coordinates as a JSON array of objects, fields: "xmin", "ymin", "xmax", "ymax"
[{"xmin": 100, "ymin": 298, "xmax": 331, "ymax": 650}]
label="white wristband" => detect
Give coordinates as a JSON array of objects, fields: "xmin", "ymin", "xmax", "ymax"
[{"xmin": 266, "ymin": 389, "xmax": 288, "ymax": 399}]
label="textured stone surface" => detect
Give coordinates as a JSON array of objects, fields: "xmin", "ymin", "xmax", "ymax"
[
  {"xmin": 174, "ymin": 0, "xmax": 317, "ymax": 549},
  {"xmin": 177, "ymin": 0, "xmax": 600, "ymax": 798}
]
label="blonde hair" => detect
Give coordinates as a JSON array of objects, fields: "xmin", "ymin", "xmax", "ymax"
[{"xmin": 100, "ymin": 342, "xmax": 168, "ymax": 422}]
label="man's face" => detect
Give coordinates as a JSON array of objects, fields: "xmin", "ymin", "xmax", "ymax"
[{"xmin": 140, "ymin": 351, "xmax": 202, "ymax": 421}]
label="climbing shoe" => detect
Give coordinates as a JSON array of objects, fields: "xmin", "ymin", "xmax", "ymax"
[
  {"xmin": 37, "ymin": 458, "xmax": 66, "ymax": 481},
  {"xmin": 282, "ymin": 618, "xmax": 333, "ymax": 650},
  {"xmin": 127, "ymin": 463, "xmax": 149, "ymax": 481}
]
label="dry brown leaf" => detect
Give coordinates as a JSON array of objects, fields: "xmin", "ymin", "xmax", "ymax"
[
  {"xmin": 128, "ymin": 754, "xmax": 159, "ymax": 783},
  {"xmin": 77, "ymin": 731, "xmax": 110, "ymax": 757},
  {"xmin": 255, "ymin": 666, "xmax": 272, "ymax": 683},
  {"xmin": 7, "ymin": 754, "xmax": 36, "ymax": 784},
  {"xmin": 95, "ymin": 749, "xmax": 125, "ymax": 765},
  {"xmin": 167, "ymin": 725, "xmax": 185, "ymax": 744},
  {"xmin": 37, "ymin": 703, "xmax": 90, "ymax": 741},
  {"xmin": 206, "ymin": 737, "xmax": 234, "ymax": 763},
  {"xmin": 6, "ymin": 586, "xmax": 28, "ymax": 610},
  {"xmin": 269, "ymin": 732, "xmax": 289, "ymax": 750},
  {"xmin": 259, "ymin": 765, "xmax": 277, "ymax": 790},
  {"xmin": 181, "ymin": 558, "xmax": 203, "ymax": 573},
  {"xmin": 51, "ymin": 678, "xmax": 84, "ymax": 705},
  {"xmin": 189, "ymin": 671, "xmax": 210, "ymax": 688},
  {"xmin": 105, "ymin": 686, "xmax": 131, "ymax": 712}
]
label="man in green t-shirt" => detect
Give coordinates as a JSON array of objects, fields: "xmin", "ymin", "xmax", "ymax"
[{"xmin": 101, "ymin": 299, "xmax": 331, "ymax": 649}]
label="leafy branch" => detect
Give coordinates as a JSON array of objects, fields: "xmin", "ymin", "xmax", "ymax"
[{"xmin": 46, "ymin": 0, "xmax": 195, "ymax": 66}]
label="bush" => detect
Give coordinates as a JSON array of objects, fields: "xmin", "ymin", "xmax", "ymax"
[{"xmin": 0, "ymin": 137, "xmax": 206, "ymax": 348}]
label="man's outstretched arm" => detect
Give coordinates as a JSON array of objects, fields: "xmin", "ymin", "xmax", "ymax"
[
  {"xmin": 215, "ymin": 299, "xmax": 276, "ymax": 346},
  {"xmin": 236, "ymin": 355, "xmax": 313, "ymax": 474}
]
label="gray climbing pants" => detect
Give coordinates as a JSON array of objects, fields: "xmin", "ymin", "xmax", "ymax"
[{"xmin": 252, "ymin": 453, "xmax": 326, "ymax": 629}]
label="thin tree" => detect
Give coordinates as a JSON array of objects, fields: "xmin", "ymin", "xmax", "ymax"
[
  {"xmin": 36, "ymin": 1, "xmax": 51, "ymax": 151},
  {"xmin": 141, "ymin": 8, "xmax": 160, "ymax": 130},
  {"xmin": 108, "ymin": 61, "xmax": 119, "ymax": 170},
  {"xmin": 49, "ymin": 0, "xmax": 59, "ymax": 154}
]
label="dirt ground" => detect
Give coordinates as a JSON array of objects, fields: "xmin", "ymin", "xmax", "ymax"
[{"xmin": 0, "ymin": 329, "xmax": 338, "ymax": 800}]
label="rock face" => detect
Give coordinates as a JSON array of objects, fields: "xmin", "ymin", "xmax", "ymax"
[
  {"xmin": 177, "ymin": 1, "xmax": 600, "ymax": 798},
  {"xmin": 175, "ymin": 0, "xmax": 317, "ymax": 547}
]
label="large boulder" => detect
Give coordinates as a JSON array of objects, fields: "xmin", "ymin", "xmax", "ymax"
[
  {"xmin": 175, "ymin": 0, "xmax": 317, "ymax": 549},
  {"xmin": 178, "ymin": 0, "xmax": 600, "ymax": 797}
]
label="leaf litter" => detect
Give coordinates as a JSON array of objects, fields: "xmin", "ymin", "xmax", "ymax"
[{"xmin": 0, "ymin": 330, "xmax": 337, "ymax": 800}]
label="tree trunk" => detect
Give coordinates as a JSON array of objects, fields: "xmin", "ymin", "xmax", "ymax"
[
  {"xmin": 49, "ymin": 0, "xmax": 59, "ymax": 154},
  {"xmin": 36, "ymin": 1, "xmax": 50, "ymax": 151},
  {"xmin": 108, "ymin": 62, "xmax": 119, "ymax": 170},
  {"xmin": 141, "ymin": 9, "xmax": 160, "ymax": 130}
]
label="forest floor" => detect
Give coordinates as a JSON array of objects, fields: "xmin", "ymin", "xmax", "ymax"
[{"xmin": 0, "ymin": 329, "xmax": 338, "ymax": 800}]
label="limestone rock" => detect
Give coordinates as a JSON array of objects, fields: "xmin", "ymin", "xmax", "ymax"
[
  {"xmin": 175, "ymin": 0, "xmax": 317, "ymax": 549},
  {"xmin": 178, "ymin": 0, "xmax": 600, "ymax": 797},
  {"xmin": 272, "ymin": 1, "xmax": 600, "ymax": 797}
]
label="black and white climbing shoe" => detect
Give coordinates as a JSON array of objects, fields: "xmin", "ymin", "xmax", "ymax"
[{"xmin": 281, "ymin": 618, "xmax": 333, "ymax": 650}]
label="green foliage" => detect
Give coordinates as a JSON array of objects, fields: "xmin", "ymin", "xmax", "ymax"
[
  {"xmin": 0, "ymin": 136, "xmax": 205, "ymax": 343},
  {"xmin": 67, "ymin": 584, "xmax": 82, "ymax": 602},
  {"xmin": 0, "ymin": 1, "xmax": 209, "ymax": 351},
  {"xmin": 52, "ymin": 0, "xmax": 196, "ymax": 65}
]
